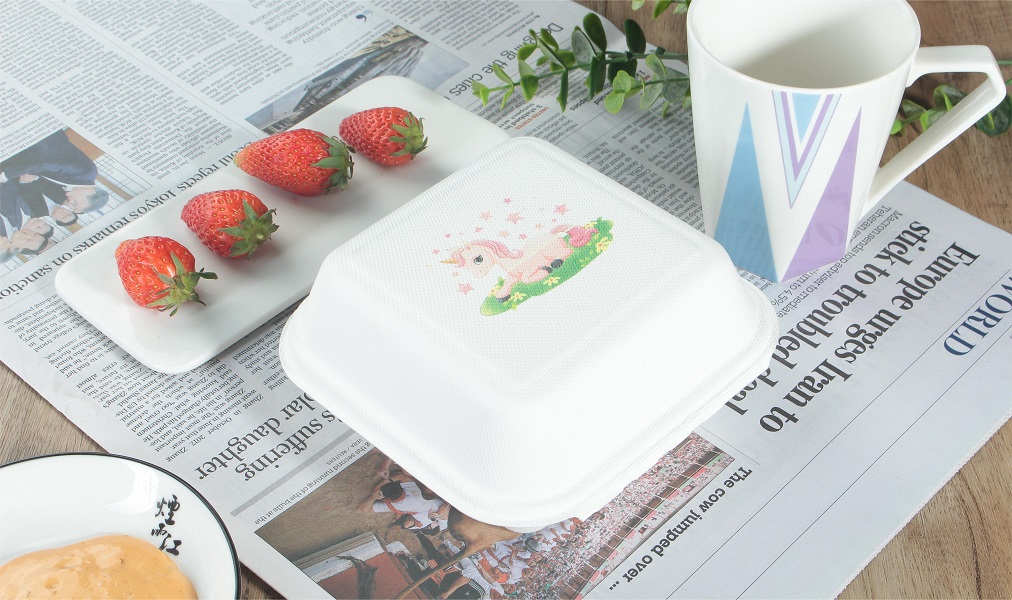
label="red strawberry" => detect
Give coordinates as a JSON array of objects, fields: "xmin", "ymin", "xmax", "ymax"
[
  {"xmin": 115, "ymin": 236, "xmax": 217, "ymax": 315},
  {"xmin": 234, "ymin": 129, "xmax": 353, "ymax": 196},
  {"xmin": 339, "ymin": 107, "xmax": 427, "ymax": 166},
  {"xmin": 182, "ymin": 189, "xmax": 278, "ymax": 259}
]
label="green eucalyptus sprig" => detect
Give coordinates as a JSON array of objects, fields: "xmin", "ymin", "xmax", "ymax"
[
  {"xmin": 474, "ymin": 6, "xmax": 1011, "ymax": 139},
  {"xmin": 471, "ymin": 14, "xmax": 691, "ymax": 117}
]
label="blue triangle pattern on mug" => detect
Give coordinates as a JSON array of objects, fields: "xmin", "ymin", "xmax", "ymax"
[
  {"xmin": 792, "ymin": 93, "xmax": 821, "ymax": 137},
  {"xmin": 774, "ymin": 92, "xmax": 839, "ymax": 208},
  {"xmin": 714, "ymin": 105, "xmax": 777, "ymax": 281}
]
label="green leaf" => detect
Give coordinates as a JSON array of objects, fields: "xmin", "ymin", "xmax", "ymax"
[
  {"xmin": 491, "ymin": 63, "xmax": 513, "ymax": 85},
  {"xmin": 539, "ymin": 28, "xmax": 559, "ymax": 50},
  {"xmin": 518, "ymin": 59, "xmax": 538, "ymax": 101},
  {"xmin": 653, "ymin": 0, "xmax": 674, "ymax": 19},
  {"xmin": 583, "ymin": 13, "xmax": 607, "ymax": 53},
  {"xmin": 587, "ymin": 56, "xmax": 605, "ymax": 96},
  {"xmin": 976, "ymin": 93, "xmax": 1011, "ymax": 136},
  {"xmin": 604, "ymin": 89, "xmax": 626, "ymax": 113},
  {"xmin": 608, "ymin": 58, "xmax": 638, "ymax": 83},
  {"xmin": 631, "ymin": 0, "xmax": 646, "ymax": 10},
  {"xmin": 518, "ymin": 43, "xmax": 537, "ymax": 61},
  {"xmin": 624, "ymin": 19, "xmax": 646, "ymax": 54},
  {"xmin": 640, "ymin": 79, "xmax": 663, "ymax": 110},
  {"xmin": 471, "ymin": 81, "xmax": 490, "ymax": 105},
  {"xmin": 558, "ymin": 70, "xmax": 570, "ymax": 112},
  {"xmin": 661, "ymin": 78, "xmax": 689, "ymax": 104},
  {"xmin": 624, "ymin": 58, "xmax": 638, "ymax": 78},
  {"xmin": 901, "ymin": 99, "xmax": 926, "ymax": 119},
  {"xmin": 487, "ymin": 64, "xmax": 514, "ymax": 109},
  {"xmin": 645, "ymin": 53, "xmax": 666, "ymax": 78},
  {"xmin": 920, "ymin": 108, "xmax": 944, "ymax": 131},
  {"xmin": 557, "ymin": 49, "xmax": 577, "ymax": 68},
  {"xmin": 500, "ymin": 82, "xmax": 514, "ymax": 110},
  {"xmin": 890, "ymin": 118, "xmax": 904, "ymax": 136},
  {"xmin": 611, "ymin": 70, "xmax": 637, "ymax": 95},
  {"xmin": 572, "ymin": 28, "xmax": 595, "ymax": 65},
  {"xmin": 672, "ymin": 1, "xmax": 690, "ymax": 15},
  {"xmin": 932, "ymin": 84, "xmax": 966, "ymax": 111},
  {"xmin": 607, "ymin": 61, "xmax": 621, "ymax": 83}
]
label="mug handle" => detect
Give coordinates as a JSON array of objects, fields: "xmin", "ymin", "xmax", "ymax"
[{"xmin": 864, "ymin": 46, "xmax": 1006, "ymax": 213}]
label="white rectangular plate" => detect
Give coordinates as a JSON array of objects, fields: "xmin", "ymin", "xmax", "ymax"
[{"xmin": 55, "ymin": 77, "xmax": 509, "ymax": 374}]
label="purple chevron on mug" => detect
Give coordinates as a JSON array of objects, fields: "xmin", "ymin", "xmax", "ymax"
[{"xmin": 688, "ymin": 0, "xmax": 1005, "ymax": 282}]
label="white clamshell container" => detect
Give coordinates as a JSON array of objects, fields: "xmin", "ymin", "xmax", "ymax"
[{"xmin": 280, "ymin": 137, "xmax": 777, "ymax": 530}]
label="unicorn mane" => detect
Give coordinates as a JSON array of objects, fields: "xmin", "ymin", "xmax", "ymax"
[
  {"xmin": 448, "ymin": 239, "xmax": 524, "ymax": 266},
  {"xmin": 470, "ymin": 239, "xmax": 524, "ymax": 259}
]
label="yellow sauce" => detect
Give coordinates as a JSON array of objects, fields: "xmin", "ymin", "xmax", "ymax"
[{"xmin": 0, "ymin": 534, "xmax": 198, "ymax": 599}]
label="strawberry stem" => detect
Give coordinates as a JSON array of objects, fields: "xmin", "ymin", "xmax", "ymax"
[
  {"xmin": 220, "ymin": 200, "xmax": 279, "ymax": 259},
  {"xmin": 313, "ymin": 136, "xmax": 354, "ymax": 192},
  {"xmin": 389, "ymin": 112, "xmax": 427, "ymax": 158},
  {"xmin": 146, "ymin": 253, "xmax": 217, "ymax": 315}
]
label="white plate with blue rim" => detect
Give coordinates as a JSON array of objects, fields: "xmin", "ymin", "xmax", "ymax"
[{"xmin": 0, "ymin": 453, "xmax": 239, "ymax": 599}]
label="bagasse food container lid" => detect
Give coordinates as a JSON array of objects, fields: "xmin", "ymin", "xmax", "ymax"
[{"xmin": 279, "ymin": 137, "xmax": 777, "ymax": 530}]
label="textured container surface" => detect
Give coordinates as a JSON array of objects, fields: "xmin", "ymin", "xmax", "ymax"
[{"xmin": 280, "ymin": 137, "xmax": 777, "ymax": 529}]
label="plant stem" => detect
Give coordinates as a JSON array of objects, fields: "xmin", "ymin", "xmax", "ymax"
[
  {"xmin": 486, "ymin": 70, "xmax": 689, "ymax": 95},
  {"xmin": 606, "ymin": 51, "xmax": 688, "ymax": 61},
  {"xmin": 642, "ymin": 76, "xmax": 690, "ymax": 87}
]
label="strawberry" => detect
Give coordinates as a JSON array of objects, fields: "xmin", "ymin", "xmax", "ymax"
[
  {"xmin": 182, "ymin": 189, "xmax": 278, "ymax": 259},
  {"xmin": 234, "ymin": 129, "xmax": 353, "ymax": 196},
  {"xmin": 115, "ymin": 236, "xmax": 217, "ymax": 315},
  {"xmin": 339, "ymin": 107, "xmax": 427, "ymax": 166}
]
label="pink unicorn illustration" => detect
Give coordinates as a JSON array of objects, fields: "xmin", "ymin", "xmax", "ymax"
[{"xmin": 443, "ymin": 224, "xmax": 597, "ymax": 300}]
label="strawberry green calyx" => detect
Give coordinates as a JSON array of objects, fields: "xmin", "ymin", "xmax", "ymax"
[
  {"xmin": 389, "ymin": 112, "xmax": 428, "ymax": 158},
  {"xmin": 220, "ymin": 200, "xmax": 279, "ymax": 259},
  {"xmin": 312, "ymin": 135, "xmax": 355, "ymax": 192},
  {"xmin": 148, "ymin": 253, "xmax": 218, "ymax": 316}
]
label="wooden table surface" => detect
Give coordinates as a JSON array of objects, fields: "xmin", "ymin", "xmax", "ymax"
[{"xmin": 2, "ymin": 2, "xmax": 1009, "ymax": 598}]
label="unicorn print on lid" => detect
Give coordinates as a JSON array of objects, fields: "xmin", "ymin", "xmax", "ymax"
[{"xmin": 443, "ymin": 217, "xmax": 613, "ymax": 315}]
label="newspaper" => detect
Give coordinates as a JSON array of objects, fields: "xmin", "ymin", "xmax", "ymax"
[{"xmin": 2, "ymin": 1, "xmax": 1010, "ymax": 598}]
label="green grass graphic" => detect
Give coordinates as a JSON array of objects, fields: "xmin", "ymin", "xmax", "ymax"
[{"xmin": 480, "ymin": 218, "xmax": 613, "ymax": 316}]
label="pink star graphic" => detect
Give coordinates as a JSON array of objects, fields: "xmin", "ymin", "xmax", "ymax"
[
  {"xmin": 480, "ymin": 212, "xmax": 492, "ymax": 221},
  {"xmin": 519, "ymin": 233, "xmax": 528, "ymax": 240},
  {"xmin": 444, "ymin": 233, "xmax": 451, "ymax": 238},
  {"xmin": 504, "ymin": 197, "xmax": 512, "ymax": 204},
  {"xmin": 458, "ymin": 283, "xmax": 473, "ymax": 294},
  {"xmin": 554, "ymin": 204, "xmax": 568, "ymax": 215},
  {"xmin": 475, "ymin": 226, "xmax": 483, "ymax": 233},
  {"xmin": 453, "ymin": 271, "xmax": 459, "ymax": 277},
  {"xmin": 433, "ymin": 249, "xmax": 440, "ymax": 254},
  {"xmin": 506, "ymin": 212, "xmax": 524, "ymax": 224}
]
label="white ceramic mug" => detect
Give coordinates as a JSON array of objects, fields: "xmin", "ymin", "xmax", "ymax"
[{"xmin": 687, "ymin": 0, "xmax": 1005, "ymax": 282}]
